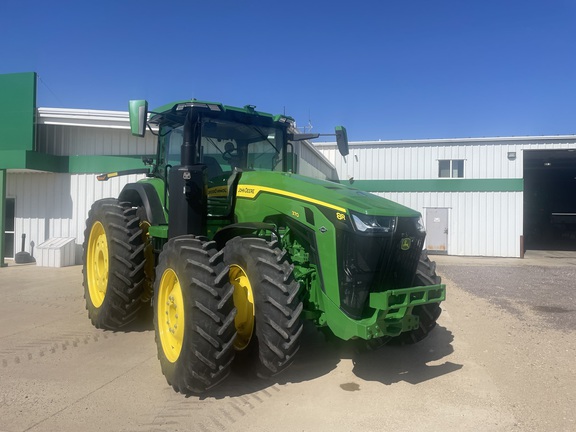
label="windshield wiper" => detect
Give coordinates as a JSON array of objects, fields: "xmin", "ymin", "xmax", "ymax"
[{"xmin": 251, "ymin": 126, "xmax": 280, "ymax": 154}]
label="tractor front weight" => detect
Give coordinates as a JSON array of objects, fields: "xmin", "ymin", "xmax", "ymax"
[{"xmin": 318, "ymin": 283, "xmax": 446, "ymax": 341}]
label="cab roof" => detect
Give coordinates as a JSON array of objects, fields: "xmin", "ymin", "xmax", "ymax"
[{"xmin": 149, "ymin": 99, "xmax": 294, "ymax": 125}]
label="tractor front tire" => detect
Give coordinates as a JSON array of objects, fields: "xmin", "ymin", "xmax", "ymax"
[
  {"xmin": 153, "ymin": 236, "xmax": 236, "ymax": 394},
  {"xmin": 389, "ymin": 250, "xmax": 443, "ymax": 345},
  {"xmin": 224, "ymin": 236, "xmax": 303, "ymax": 378},
  {"xmin": 82, "ymin": 199, "xmax": 147, "ymax": 329}
]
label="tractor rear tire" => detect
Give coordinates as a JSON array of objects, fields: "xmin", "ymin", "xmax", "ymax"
[
  {"xmin": 82, "ymin": 198, "xmax": 147, "ymax": 329},
  {"xmin": 223, "ymin": 236, "xmax": 303, "ymax": 378},
  {"xmin": 153, "ymin": 236, "xmax": 236, "ymax": 394},
  {"xmin": 388, "ymin": 250, "xmax": 443, "ymax": 345}
]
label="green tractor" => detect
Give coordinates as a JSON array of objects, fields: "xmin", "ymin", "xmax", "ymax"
[{"xmin": 82, "ymin": 99, "xmax": 445, "ymax": 393}]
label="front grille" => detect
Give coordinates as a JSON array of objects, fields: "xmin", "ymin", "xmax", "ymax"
[{"xmin": 337, "ymin": 217, "xmax": 424, "ymax": 319}]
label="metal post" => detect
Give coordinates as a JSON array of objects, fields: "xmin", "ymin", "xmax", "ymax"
[{"xmin": 0, "ymin": 169, "xmax": 7, "ymax": 267}]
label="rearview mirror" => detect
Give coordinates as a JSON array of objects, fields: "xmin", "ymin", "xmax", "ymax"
[
  {"xmin": 335, "ymin": 126, "xmax": 349, "ymax": 157},
  {"xmin": 129, "ymin": 100, "xmax": 148, "ymax": 137}
]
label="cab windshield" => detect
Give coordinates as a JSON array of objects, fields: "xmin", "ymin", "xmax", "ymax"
[
  {"xmin": 201, "ymin": 118, "xmax": 284, "ymax": 176},
  {"xmin": 159, "ymin": 117, "xmax": 285, "ymax": 180}
]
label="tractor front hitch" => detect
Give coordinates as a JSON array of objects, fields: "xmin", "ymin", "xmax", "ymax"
[{"xmin": 320, "ymin": 284, "xmax": 446, "ymax": 340}]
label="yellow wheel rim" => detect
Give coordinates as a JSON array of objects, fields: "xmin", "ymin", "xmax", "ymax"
[
  {"xmin": 158, "ymin": 268, "xmax": 185, "ymax": 363},
  {"xmin": 229, "ymin": 264, "xmax": 255, "ymax": 351},
  {"xmin": 86, "ymin": 221, "xmax": 109, "ymax": 308}
]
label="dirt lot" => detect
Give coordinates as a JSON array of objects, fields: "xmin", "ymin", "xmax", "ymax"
[{"xmin": 1, "ymin": 251, "xmax": 575, "ymax": 432}]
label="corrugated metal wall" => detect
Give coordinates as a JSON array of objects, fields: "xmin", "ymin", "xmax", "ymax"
[
  {"xmin": 6, "ymin": 172, "xmax": 144, "ymax": 263},
  {"xmin": 4, "ymin": 113, "xmax": 156, "ymax": 264},
  {"xmin": 37, "ymin": 124, "xmax": 157, "ymax": 156},
  {"xmin": 322, "ymin": 138, "xmax": 576, "ymax": 181},
  {"xmin": 317, "ymin": 137, "xmax": 576, "ymax": 258},
  {"xmin": 374, "ymin": 191, "xmax": 523, "ymax": 257},
  {"xmin": 325, "ymin": 142, "xmax": 516, "ymax": 181},
  {"xmin": 298, "ymin": 140, "xmax": 339, "ymax": 180}
]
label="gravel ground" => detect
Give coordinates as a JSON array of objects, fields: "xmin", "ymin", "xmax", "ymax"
[
  {"xmin": 1, "ymin": 254, "xmax": 575, "ymax": 432},
  {"xmin": 437, "ymin": 263, "xmax": 576, "ymax": 332}
]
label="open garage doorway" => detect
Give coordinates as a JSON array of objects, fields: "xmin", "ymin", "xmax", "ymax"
[{"xmin": 524, "ymin": 149, "xmax": 576, "ymax": 251}]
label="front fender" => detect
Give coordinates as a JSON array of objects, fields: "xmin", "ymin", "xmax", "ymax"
[{"xmin": 118, "ymin": 182, "xmax": 167, "ymax": 225}]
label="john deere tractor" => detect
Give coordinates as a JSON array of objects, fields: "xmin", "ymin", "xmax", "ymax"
[{"xmin": 82, "ymin": 99, "xmax": 445, "ymax": 393}]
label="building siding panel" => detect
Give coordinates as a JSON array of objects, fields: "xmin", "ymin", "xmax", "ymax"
[
  {"xmin": 6, "ymin": 172, "xmax": 144, "ymax": 264},
  {"xmin": 37, "ymin": 124, "xmax": 156, "ymax": 157},
  {"xmin": 371, "ymin": 191, "xmax": 523, "ymax": 258}
]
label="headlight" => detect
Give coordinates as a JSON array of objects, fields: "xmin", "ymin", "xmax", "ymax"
[{"xmin": 351, "ymin": 212, "xmax": 396, "ymax": 233}]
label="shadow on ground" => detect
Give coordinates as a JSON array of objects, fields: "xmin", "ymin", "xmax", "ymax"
[
  {"xmin": 351, "ymin": 325, "xmax": 462, "ymax": 385},
  {"xmin": 200, "ymin": 323, "xmax": 461, "ymax": 399}
]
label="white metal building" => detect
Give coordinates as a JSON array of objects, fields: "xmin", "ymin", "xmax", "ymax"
[
  {"xmin": 316, "ymin": 137, "xmax": 576, "ymax": 258},
  {"xmin": 5, "ymin": 108, "xmax": 157, "ymax": 264}
]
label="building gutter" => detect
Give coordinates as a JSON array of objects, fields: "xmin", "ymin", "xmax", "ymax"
[{"xmin": 315, "ymin": 134, "xmax": 576, "ymax": 148}]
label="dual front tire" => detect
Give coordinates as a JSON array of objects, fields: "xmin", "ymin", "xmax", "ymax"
[{"xmin": 153, "ymin": 235, "xmax": 303, "ymax": 393}]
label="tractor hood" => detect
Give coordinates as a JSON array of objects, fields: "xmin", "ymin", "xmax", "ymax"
[{"xmin": 237, "ymin": 171, "xmax": 420, "ymax": 218}]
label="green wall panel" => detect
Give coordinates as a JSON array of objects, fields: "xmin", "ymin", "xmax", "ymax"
[
  {"xmin": 351, "ymin": 178, "xmax": 524, "ymax": 193},
  {"xmin": 0, "ymin": 150, "xmax": 27, "ymax": 169},
  {"xmin": 0, "ymin": 72, "xmax": 37, "ymax": 152}
]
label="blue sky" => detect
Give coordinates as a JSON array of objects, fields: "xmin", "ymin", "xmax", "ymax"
[{"xmin": 1, "ymin": 0, "xmax": 576, "ymax": 141}]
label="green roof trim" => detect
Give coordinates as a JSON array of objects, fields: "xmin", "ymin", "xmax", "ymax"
[
  {"xmin": 0, "ymin": 150, "xmax": 145, "ymax": 174},
  {"xmin": 351, "ymin": 178, "xmax": 524, "ymax": 193},
  {"xmin": 0, "ymin": 150, "xmax": 67, "ymax": 172},
  {"xmin": 26, "ymin": 151, "xmax": 68, "ymax": 172},
  {"xmin": 68, "ymin": 155, "xmax": 146, "ymax": 174}
]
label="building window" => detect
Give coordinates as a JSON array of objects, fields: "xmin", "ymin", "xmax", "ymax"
[{"xmin": 438, "ymin": 159, "xmax": 464, "ymax": 178}]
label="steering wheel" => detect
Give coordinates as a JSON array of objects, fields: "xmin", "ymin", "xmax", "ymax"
[{"xmin": 222, "ymin": 142, "xmax": 237, "ymax": 162}]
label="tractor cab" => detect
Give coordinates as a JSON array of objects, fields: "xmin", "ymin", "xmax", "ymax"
[
  {"xmin": 130, "ymin": 99, "xmax": 348, "ymax": 181},
  {"xmin": 131, "ymin": 100, "xmax": 293, "ymax": 178},
  {"xmin": 131, "ymin": 101, "xmax": 296, "ymax": 232}
]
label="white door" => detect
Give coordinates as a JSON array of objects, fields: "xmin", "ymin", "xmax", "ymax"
[{"xmin": 426, "ymin": 208, "xmax": 449, "ymax": 253}]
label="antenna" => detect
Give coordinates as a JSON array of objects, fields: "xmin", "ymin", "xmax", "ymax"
[{"xmin": 305, "ymin": 109, "xmax": 313, "ymax": 133}]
